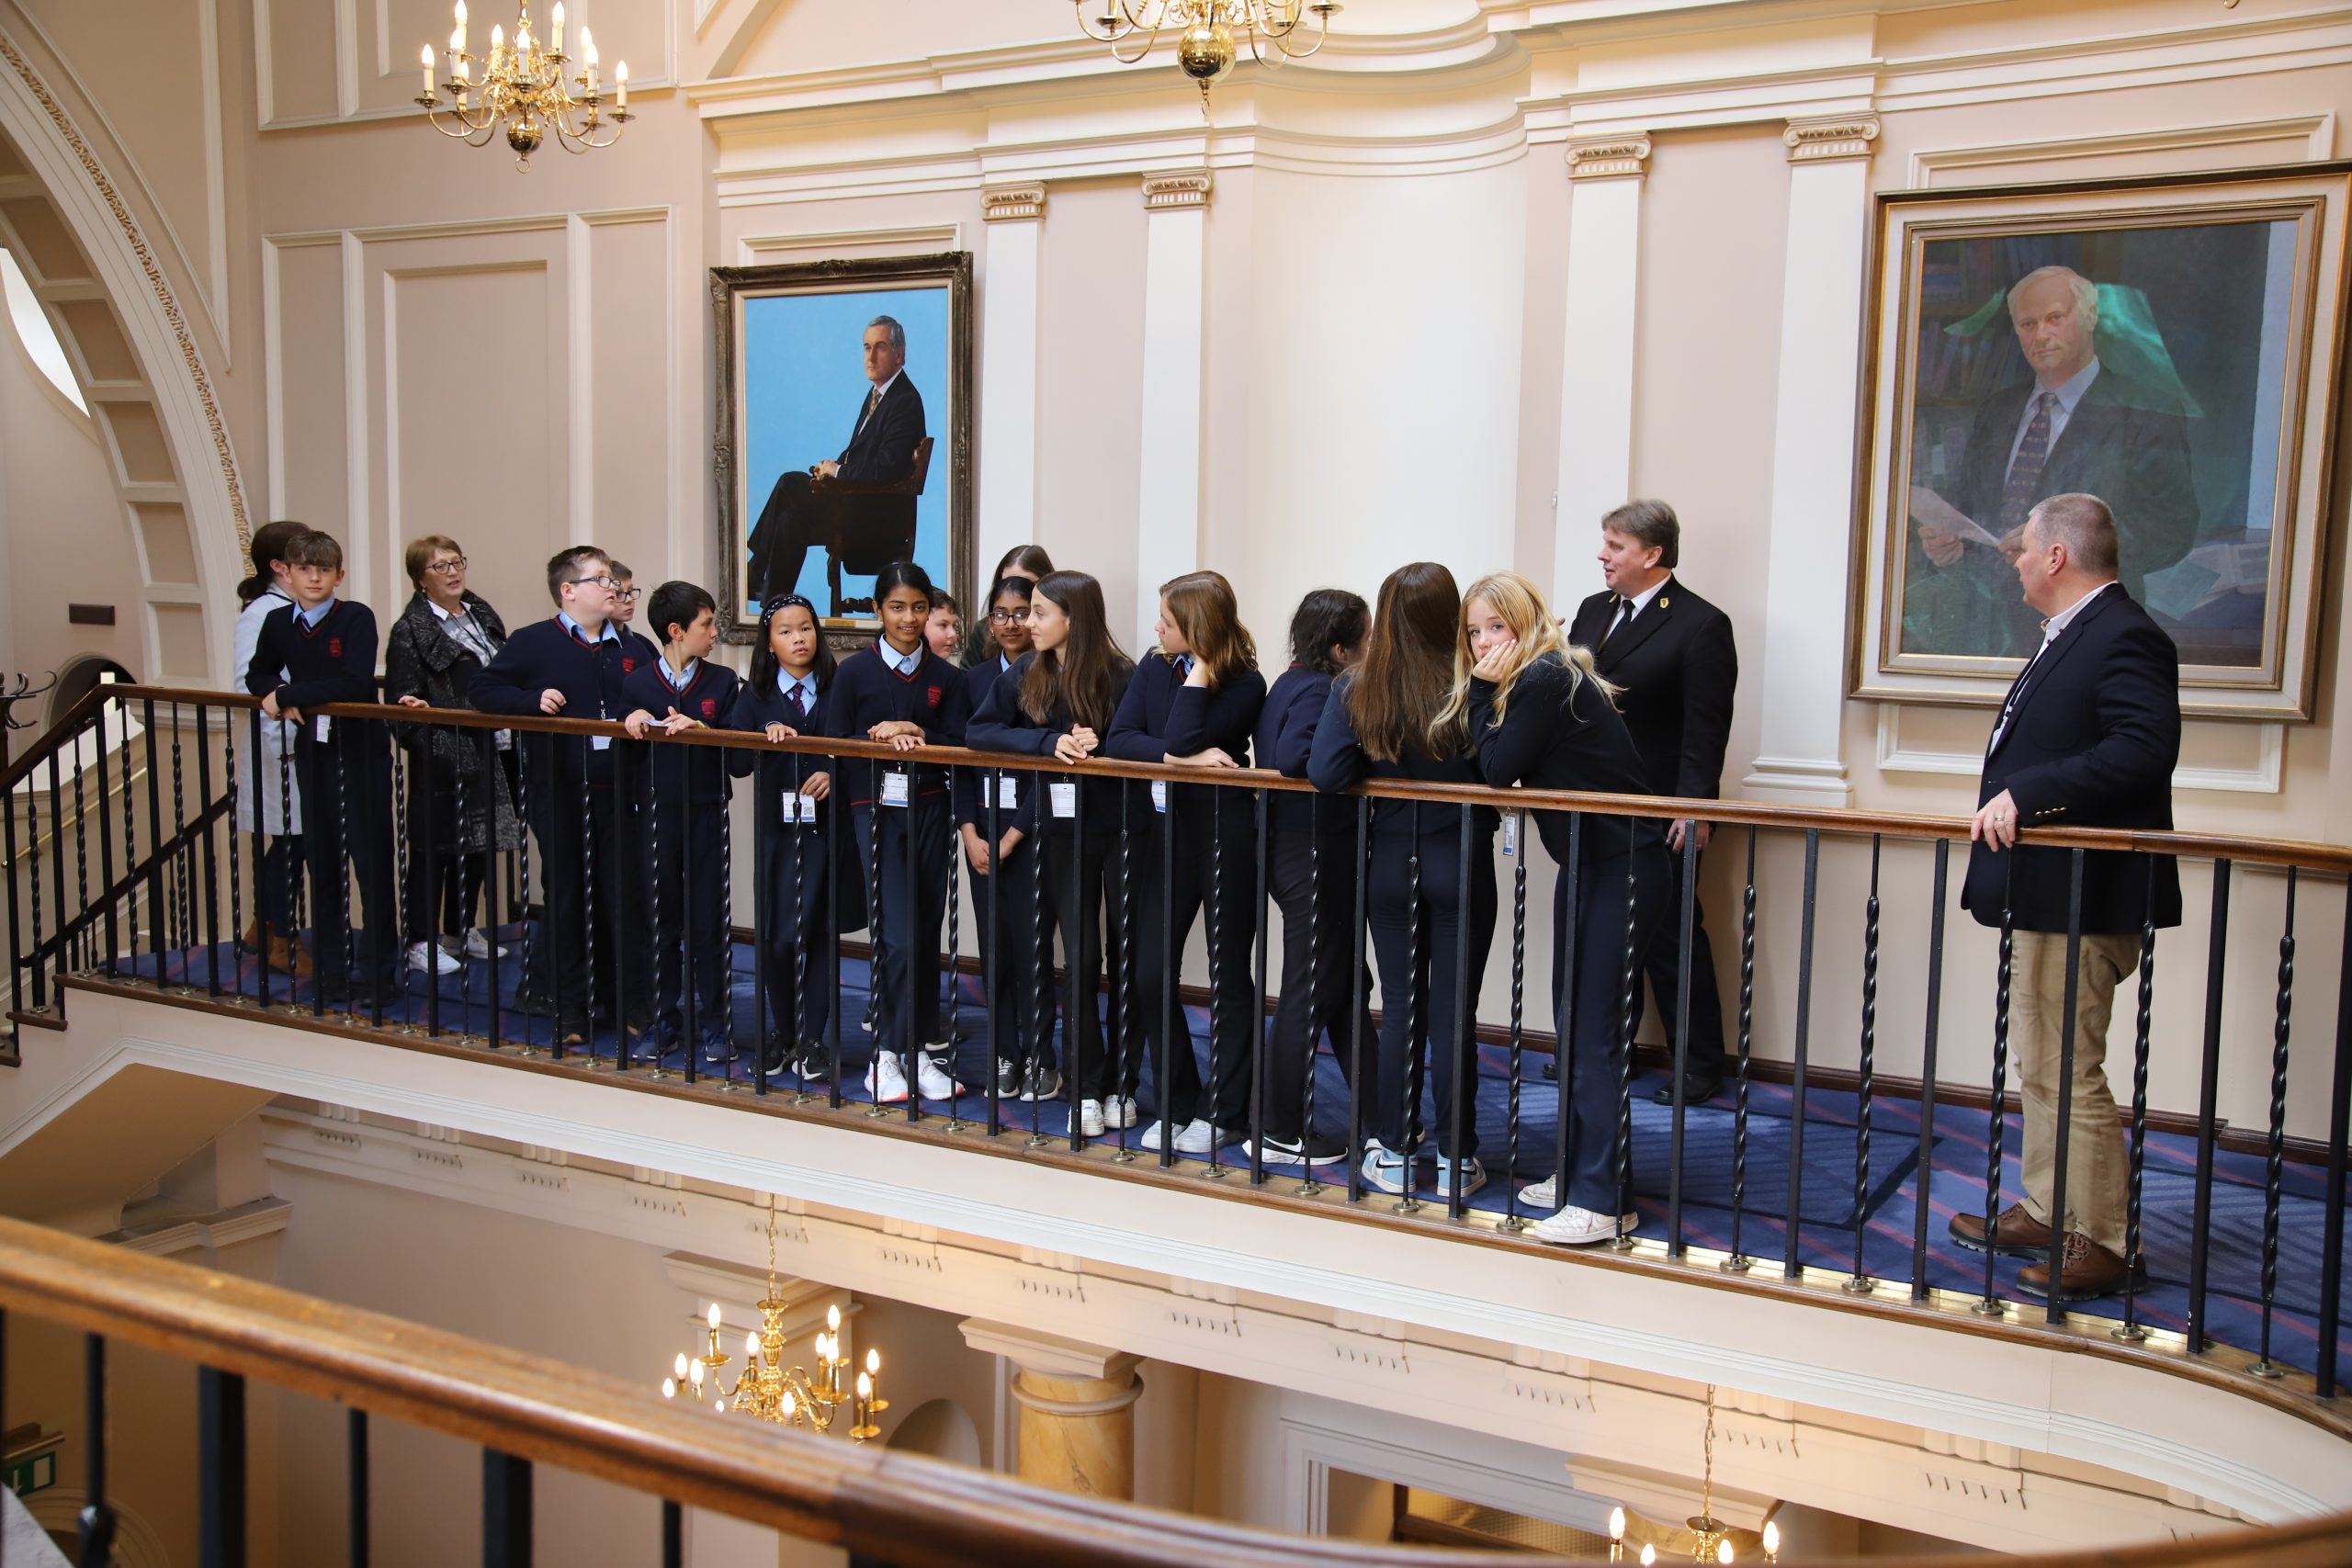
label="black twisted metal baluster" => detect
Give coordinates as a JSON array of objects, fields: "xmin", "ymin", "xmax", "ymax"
[
  {"xmin": 81, "ymin": 1332, "xmax": 117, "ymax": 1566},
  {"xmin": 453, "ymin": 733, "xmax": 472, "ymax": 1040},
  {"xmin": 938, "ymin": 765, "xmax": 963, "ymax": 1129},
  {"xmin": 864, "ymin": 793, "xmax": 888, "ymax": 1114},
  {"xmin": 1347, "ymin": 795, "xmax": 1370, "ymax": 1203},
  {"xmin": 1610, "ymin": 843, "xmax": 1638, "ymax": 1248},
  {"xmin": 74, "ymin": 731, "xmax": 94, "ymax": 978},
  {"xmin": 1248, "ymin": 790, "xmax": 1272, "ymax": 1187},
  {"xmin": 2115, "ymin": 856, "xmax": 2157, "ymax": 1343},
  {"xmin": 2188, "ymin": 860, "xmax": 2233, "ymax": 1354},
  {"xmin": 168, "ymin": 703, "xmax": 190, "ymax": 986},
  {"xmin": 716, "ymin": 750, "xmax": 741, "ymax": 1093},
  {"xmin": 2318, "ymin": 884, "xmax": 2352, "ymax": 1401},
  {"xmin": 1396, "ymin": 802, "xmax": 1424, "ymax": 1214},
  {"xmin": 334, "ymin": 739, "xmax": 356, "ymax": 1021},
  {"xmin": 1975, "ymin": 858, "xmax": 2017, "ymax": 1317},
  {"xmin": 224, "ymin": 725, "xmax": 246, "ymax": 1004},
  {"xmin": 645, "ymin": 745, "xmax": 669, "ymax": 1077},
  {"xmin": 1783, "ymin": 829, "xmax": 1822, "ymax": 1280},
  {"xmin": 1724, "ymin": 829, "xmax": 1757, "ymax": 1273},
  {"xmin": 1114, "ymin": 786, "xmax": 1138, "ymax": 1163},
  {"xmin": 514, "ymin": 752, "xmax": 537, "ymax": 1055},
  {"xmin": 141, "ymin": 700, "xmax": 163, "ymax": 989},
  {"xmin": 1204, "ymin": 788, "xmax": 1231, "ymax": 1179},
  {"xmin": 1909, "ymin": 838, "xmax": 1950, "ymax": 1301},
  {"xmin": 577, "ymin": 738, "xmax": 597, "ymax": 1066},
  {"xmin": 49, "ymin": 748, "xmax": 72, "ymax": 999},
  {"xmin": 119, "ymin": 702, "xmax": 139, "ymax": 981},
  {"xmin": 1025, "ymin": 782, "xmax": 1051, "ymax": 1149},
  {"xmin": 391, "ymin": 731, "xmax": 413, "ymax": 1035},
  {"xmin": 1500, "ymin": 810, "xmax": 1529, "ymax": 1231},
  {"xmin": 2250, "ymin": 866, "xmax": 2296, "ymax": 1378},
  {"xmin": 195, "ymin": 705, "xmax": 221, "ymax": 999},
  {"xmin": 23, "ymin": 756, "xmax": 42, "ymax": 1015},
  {"xmin": 1297, "ymin": 795, "xmax": 1326, "ymax": 1197},
  {"xmin": 1846, "ymin": 835, "xmax": 1882, "ymax": 1293}
]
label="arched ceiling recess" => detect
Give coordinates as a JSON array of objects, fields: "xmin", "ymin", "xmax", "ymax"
[{"xmin": 0, "ymin": 22, "xmax": 247, "ymax": 686}]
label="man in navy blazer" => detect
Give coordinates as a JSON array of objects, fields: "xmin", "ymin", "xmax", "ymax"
[
  {"xmin": 1565, "ymin": 501, "xmax": 1738, "ymax": 1104},
  {"xmin": 1953, "ymin": 491, "xmax": 2182, "ymax": 1303},
  {"xmin": 745, "ymin": 314, "xmax": 928, "ymax": 607}
]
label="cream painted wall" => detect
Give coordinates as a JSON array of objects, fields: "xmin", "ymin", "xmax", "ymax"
[{"xmin": 0, "ymin": 0, "xmax": 2341, "ymax": 1145}]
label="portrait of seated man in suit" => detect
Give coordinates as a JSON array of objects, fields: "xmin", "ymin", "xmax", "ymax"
[
  {"xmin": 1904, "ymin": 265, "xmax": 2198, "ymax": 660},
  {"xmin": 744, "ymin": 312, "xmax": 929, "ymax": 612}
]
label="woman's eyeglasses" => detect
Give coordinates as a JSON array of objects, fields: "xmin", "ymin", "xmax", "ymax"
[
  {"xmin": 989, "ymin": 607, "xmax": 1031, "ymax": 624},
  {"xmin": 426, "ymin": 558, "xmax": 469, "ymax": 574}
]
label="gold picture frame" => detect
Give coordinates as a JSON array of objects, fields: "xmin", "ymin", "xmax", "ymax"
[{"xmin": 1848, "ymin": 164, "xmax": 2352, "ymax": 718}]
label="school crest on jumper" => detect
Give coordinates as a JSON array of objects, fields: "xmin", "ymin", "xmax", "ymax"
[
  {"xmin": 328, "ymin": 637, "xmax": 342, "ymax": 659},
  {"xmin": 926, "ymin": 685, "xmax": 941, "ymax": 707},
  {"xmin": 622, "ymin": 658, "xmax": 637, "ymax": 673},
  {"xmin": 701, "ymin": 698, "xmax": 718, "ymax": 718}
]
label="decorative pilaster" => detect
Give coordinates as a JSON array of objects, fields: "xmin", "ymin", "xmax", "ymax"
[
  {"xmin": 1744, "ymin": 114, "xmax": 1878, "ymax": 806},
  {"xmin": 1552, "ymin": 134, "xmax": 1651, "ymax": 612},
  {"xmin": 960, "ymin": 1320, "xmax": 1144, "ymax": 1499},
  {"xmin": 978, "ymin": 183, "xmax": 1048, "ymax": 587},
  {"xmin": 1133, "ymin": 171, "xmax": 1212, "ymax": 647}
]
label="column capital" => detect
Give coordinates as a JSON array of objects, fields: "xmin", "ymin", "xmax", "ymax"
[
  {"xmin": 1782, "ymin": 114, "xmax": 1880, "ymax": 164},
  {"xmin": 1141, "ymin": 170, "xmax": 1213, "ymax": 211},
  {"xmin": 958, "ymin": 1318, "xmax": 1141, "ymax": 1384},
  {"xmin": 1566, "ymin": 134, "xmax": 1652, "ymax": 182},
  {"xmin": 982, "ymin": 183, "xmax": 1047, "ymax": 222}
]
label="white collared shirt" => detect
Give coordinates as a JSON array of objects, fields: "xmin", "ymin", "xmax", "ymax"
[
  {"xmin": 1606, "ymin": 575, "xmax": 1668, "ymax": 639},
  {"xmin": 779, "ymin": 671, "xmax": 819, "ymax": 711},
  {"xmin": 2007, "ymin": 357, "xmax": 2101, "ymax": 475},
  {"xmin": 876, "ymin": 637, "xmax": 922, "ymax": 676},
  {"xmin": 1989, "ymin": 581, "xmax": 2114, "ymax": 750},
  {"xmin": 558, "ymin": 611, "xmax": 620, "ymax": 646},
  {"xmin": 659, "ymin": 654, "xmax": 699, "ymax": 691},
  {"xmin": 296, "ymin": 597, "xmax": 335, "ymax": 628}
]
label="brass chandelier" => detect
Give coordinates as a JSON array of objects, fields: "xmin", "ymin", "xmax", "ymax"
[
  {"xmin": 1076, "ymin": 0, "xmax": 1340, "ymax": 106},
  {"xmin": 416, "ymin": 0, "xmax": 629, "ymax": 169},
  {"xmin": 657, "ymin": 1197, "xmax": 888, "ymax": 1442},
  {"xmin": 1604, "ymin": 1387, "xmax": 1781, "ymax": 1564}
]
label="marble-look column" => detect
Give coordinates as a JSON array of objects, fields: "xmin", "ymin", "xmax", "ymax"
[
  {"xmin": 959, "ymin": 1319, "xmax": 1144, "ymax": 1500},
  {"xmin": 1742, "ymin": 115, "xmax": 1881, "ymax": 807},
  {"xmin": 1132, "ymin": 171, "xmax": 1212, "ymax": 649},
  {"xmin": 1552, "ymin": 134, "xmax": 1651, "ymax": 613},
  {"xmin": 977, "ymin": 183, "xmax": 1047, "ymax": 589}
]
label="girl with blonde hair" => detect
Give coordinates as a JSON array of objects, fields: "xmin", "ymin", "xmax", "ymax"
[{"xmin": 1458, "ymin": 570, "xmax": 1669, "ymax": 1247}]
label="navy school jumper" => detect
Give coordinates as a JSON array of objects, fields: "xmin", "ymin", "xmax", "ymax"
[
  {"xmin": 955, "ymin": 651, "xmax": 1058, "ymax": 1069},
  {"xmin": 1466, "ymin": 650, "xmax": 1671, "ymax": 1213},
  {"xmin": 1307, "ymin": 678, "xmax": 1498, "ymax": 1162},
  {"xmin": 967, "ymin": 652, "xmax": 1138, "ymax": 1096},
  {"xmin": 823, "ymin": 640, "xmax": 969, "ymax": 1059},
  {"xmin": 1103, "ymin": 652, "xmax": 1266, "ymax": 1124},
  {"xmin": 245, "ymin": 598, "xmax": 399, "ymax": 987},
  {"xmin": 620, "ymin": 658, "xmax": 743, "ymax": 1043},
  {"xmin": 729, "ymin": 670, "xmax": 858, "ymax": 1062}
]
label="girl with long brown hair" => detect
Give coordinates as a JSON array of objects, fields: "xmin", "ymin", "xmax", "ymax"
[
  {"xmin": 1105, "ymin": 570, "xmax": 1267, "ymax": 1155},
  {"xmin": 1308, "ymin": 562, "xmax": 1498, "ymax": 1200},
  {"xmin": 967, "ymin": 570, "xmax": 1136, "ymax": 1135},
  {"xmin": 1456, "ymin": 570, "xmax": 1668, "ymax": 1247}
]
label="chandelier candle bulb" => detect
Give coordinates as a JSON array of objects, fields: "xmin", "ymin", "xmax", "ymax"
[
  {"xmin": 420, "ymin": 44, "xmax": 435, "ymax": 95},
  {"xmin": 614, "ymin": 61, "xmax": 626, "ymax": 109},
  {"xmin": 453, "ymin": 0, "xmax": 467, "ymax": 53},
  {"xmin": 550, "ymin": 2, "xmax": 562, "ymax": 53},
  {"xmin": 1762, "ymin": 1523, "xmax": 1779, "ymax": 1563},
  {"xmin": 673, "ymin": 1352, "xmax": 687, "ymax": 1380},
  {"xmin": 661, "ymin": 1377, "xmax": 675, "ymax": 1399},
  {"xmin": 1719, "ymin": 1541, "xmax": 1735, "ymax": 1565},
  {"xmin": 707, "ymin": 1303, "xmax": 722, "ymax": 1332}
]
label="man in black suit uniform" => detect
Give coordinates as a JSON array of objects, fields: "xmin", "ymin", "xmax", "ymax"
[
  {"xmin": 1953, "ymin": 491, "xmax": 2182, "ymax": 1302},
  {"xmin": 1566, "ymin": 500, "xmax": 1738, "ymax": 1103},
  {"xmin": 1908, "ymin": 265, "xmax": 2197, "ymax": 659},
  {"xmin": 745, "ymin": 313, "xmax": 928, "ymax": 606}
]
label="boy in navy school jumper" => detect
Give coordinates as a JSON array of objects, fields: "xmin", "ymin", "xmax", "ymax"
[
  {"xmin": 824, "ymin": 561, "xmax": 970, "ymax": 1104},
  {"xmin": 243, "ymin": 530, "xmax": 400, "ymax": 1003},
  {"xmin": 469, "ymin": 547, "xmax": 647, "ymax": 1044},
  {"xmin": 608, "ymin": 561, "xmax": 664, "ymax": 671},
  {"xmin": 621, "ymin": 581, "xmax": 741, "ymax": 1065},
  {"xmin": 729, "ymin": 594, "xmax": 847, "ymax": 1081},
  {"xmin": 1104, "ymin": 571, "xmax": 1267, "ymax": 1150}
]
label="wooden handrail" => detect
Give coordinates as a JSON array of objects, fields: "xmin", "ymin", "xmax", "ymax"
[
  {"xmin": 0, "ymin": 1215, "xmax": 2342, "ymax": 1567},
  {"xmin": 66, "ymin": 682, "xmax": 2352, "ymax": 875}
]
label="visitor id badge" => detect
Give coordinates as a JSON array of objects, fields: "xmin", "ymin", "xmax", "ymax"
[
  {"xmin": 314, "ymin": 716, "xmax": 332, "ymax": 742},
  {"xmin": 1150, "ymin": 780, "xmax": 1169, "ymax": 814},
  {"xmin": 1502, "ymin": 816, "xmax": 1519, "ymax": 857},
  {"xmin": 782, "ymin": 792, "xmax": 819, "ymax": 826},
  {"xmin": 591, "ymin": 734, "xmax": 611, "ymax": 751},
  {"xmin": 992, "ymin": 773, "xmax": 1019, "ymax": 811},
  {"xmin": 1050, "ymin": 782, "xmax": 1077, "ymax": 819},
  {"xmin": 880, "ymin": 770, "xmax": 911, "ymax": 807}
]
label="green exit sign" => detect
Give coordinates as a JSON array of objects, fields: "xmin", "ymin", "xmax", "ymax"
[{"xmin": 3, "ymin": 1429, "xmax": 62, "ymax": 1497}]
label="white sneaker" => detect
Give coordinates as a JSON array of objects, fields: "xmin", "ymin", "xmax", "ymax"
[
  {"xmin": 463, "ymin": 928, "xmax": 505, "ymax": 961},
  {"xmin": 1079, "ymin": 1100, "xmax": 1106, "ymax": 1137},
  {"xmin": 913, "ymin": 1053, "xmax": 964, "ymax": 1101},
  {"xmin": 407, "ymin": 941, "xmax": 461, "ymax": 976},
  {"xmin": 864, "ymin": 1054, "xmax": 910, "ymax": 1104},
  {"xmin": 1530, "ymin": 1204, "xmax": 1639, "ymax": 1247},
  {"xmin": 1518, "ymin": 1176, "xmax": 1557, "ymax": 1209},
  {"xmin": 1098, "ymin": 1095, "xmax": 1139, "ymax": 1130},
  {"xmin": 1359, "ymin": 1137, "xmax": 1415, "ymax": 1194},
  {"xmin": 1139, "ymin": 1117, "xmax": 1222, "ymax": 1154}
]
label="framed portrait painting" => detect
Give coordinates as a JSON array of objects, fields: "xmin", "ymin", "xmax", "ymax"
[
  {"xmin": 1849, "ymin": 164, "xmax": 2352, "ymax": 718},
  {"xmin": 712, "ymin": 253, "xmax": 974, "ymax": 644}
]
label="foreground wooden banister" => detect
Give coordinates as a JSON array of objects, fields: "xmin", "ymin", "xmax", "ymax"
[
  {"xmin": 46, "ymin": 683, "xmax": 2352, "ymax": 874},
  {"xmin": 0, "ymin": 1216, "xmax": 2345, "ymax": 1567}
]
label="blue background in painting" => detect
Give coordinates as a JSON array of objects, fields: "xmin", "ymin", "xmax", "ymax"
[{"xmin": 742, "ymin": 286, "xmax": 950, "ymax": 615}]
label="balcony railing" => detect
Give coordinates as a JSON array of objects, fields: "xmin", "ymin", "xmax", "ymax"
[{"xmin": 3, "ymin": 684, "xmax": 2347, "ymax": 1417}]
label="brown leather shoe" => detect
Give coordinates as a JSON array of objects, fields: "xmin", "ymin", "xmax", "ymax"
[
  {"xmin": 1948, "ymin": 1201, "xmax": 2052, "ymax": 1258},
  {"xmin": 267, "ymin": 930, "xmax": 314, "ymax": 979},
  {"xmin": 2017, "ymin": 1233, "xmax": 2141, "ymax": 1303}
]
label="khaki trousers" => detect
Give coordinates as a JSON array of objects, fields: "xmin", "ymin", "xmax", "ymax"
[{"xmin": 2009, "ymin": 929, "xmax": 2139, "ymax": 1255}]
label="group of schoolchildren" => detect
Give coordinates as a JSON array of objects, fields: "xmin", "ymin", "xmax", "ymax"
[{"xmin": 237, "ymin": 532, "xmax": 1673, "ymax": 1247}]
